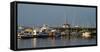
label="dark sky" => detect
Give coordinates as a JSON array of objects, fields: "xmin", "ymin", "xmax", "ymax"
[{"xmin": 18, "ymin": 4, "xmax": 96, "ymax": 27}]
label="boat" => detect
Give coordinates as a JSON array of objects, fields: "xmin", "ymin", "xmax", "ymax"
[
  {"xmin": 37, "ymin": 32, "xmax": 49, "ymax": 38},
  {"xmin": 82, "ymin": 32, "xmax": 92, "ymax": 38}
]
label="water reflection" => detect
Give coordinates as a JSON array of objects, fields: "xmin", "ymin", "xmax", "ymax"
[
  {"xmin": 18, "ymin": 36, "xmax": 96, "ymax": 49},
  {"xmin": 32, "ymin": 38, "xmax": 37, "ymax": 48},
  {"xmin": 49, "ymin": 37, "xmax": 56, "ymax": 46}
]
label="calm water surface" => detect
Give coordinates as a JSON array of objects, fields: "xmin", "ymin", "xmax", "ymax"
[{"xmin": 18, "ymin": 36, "xmax": 96, "ymax": 49}]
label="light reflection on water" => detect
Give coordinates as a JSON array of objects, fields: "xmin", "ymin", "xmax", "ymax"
[{"xmin": 18, "ymin": 36, "xmax": 96, "ymax": 49}]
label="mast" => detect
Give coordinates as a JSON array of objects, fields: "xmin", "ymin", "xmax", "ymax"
[
  {"xmin": 62, "ymin": 11, "xmax": 70, "ymax": 28},
  {"xmin": 64, "ymin": 11, "xmax": 67, "ymax": 25},
  {"xmin": 64, "ymin": 11, "xmax": 70, "ymax": 40}
]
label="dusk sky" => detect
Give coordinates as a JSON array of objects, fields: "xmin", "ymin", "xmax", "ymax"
[{"xmin": 18, "ymin": 4, "xmax": 96, "ymax": 27}]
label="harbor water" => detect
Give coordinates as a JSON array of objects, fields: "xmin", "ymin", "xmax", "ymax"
[{"xmin": 18, "ymin": 35, "xmax": 96, "ymax": 49}]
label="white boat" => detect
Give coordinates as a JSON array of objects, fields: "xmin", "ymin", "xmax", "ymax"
[{"xmin": 82, "ymin": 32, "xmax": 91, "ymax": 38}]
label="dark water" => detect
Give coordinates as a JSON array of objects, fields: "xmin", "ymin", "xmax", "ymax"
[{"xmin": 18, "ymin": 36, "xmax": 96, "ymax": 49}]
